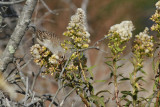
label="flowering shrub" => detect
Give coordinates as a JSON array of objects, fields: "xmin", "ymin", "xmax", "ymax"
[
  {"xmin": 30, "ymin": 44, "xmax": 63, "ymax": 75},
  {"xmin": 109, "ymin": 21, "xmax": 134, "ymax": 41},
  {"xmin": 29, "ymin": 1, "xmax": 160, "ymax": 107},
  {"xmin": 62, "ymin": 8, "xmax": 90, "ymax": 50}
]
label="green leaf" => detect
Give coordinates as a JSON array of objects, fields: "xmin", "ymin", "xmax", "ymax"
[
  {"xmin": 88, "ymin": 65, "xmax": 96, "ymax": 71},
  {"xmin": 139, "ymin": 69, "xmax": 146, "ymax": 75},
  {"xmin": 119, "ymin": 73, "xmax": 124, "ymax": 77},
  {"xmin": 87, "ymin": 65, "xmax": 96, "ymax": 77},
  {"xmin": 120, "ymin": 77, "xmax": 130, "ymax": 81},
  {"xmin": 110, "ymin": 72, "xmax": 113, "ymax": 78},
  {"xmin": 67, "ymin": 73, "xmax": 72, "ymax": 80},
  {"xmin": 105, "ymin": 56, "xmax": 113, "ymax": 59},
  {"xmin": 139, "ymin": 97, "xmax": 148, "ymax": 102},
  {"xmin": 125, "ymin": 101, "xmax": 132, "ymax": 107},
  {"xmin": 86, "ymin": 77, "xmax": 90, "ymax": 81},
  {"xmin": 105, "ymin": 61, "xmax": 113, "ymax": 68},
  {"xmin": 88, "ymin": 83, "xmax": 94, "ymax": 93},
  {"xmin": 117, "ymin": 63, "xmax": 125, "ymax": 69},
  {"xmin": 135, "ymin": 77, "xmax": 143, "ymax": 82},
  {"xmin": 139, "ymin": 87, "xmax": 147, "ymax": 92},
  {"xmin": 153, "ymin": 83, "xmax": 156, "ymax": 90},
  {"xmin": 90, "ymin": 95, "xmax": 105, "ymax": 107},
  {"xmin": 121, "ymin": 94, "xmax": 127, "ymax": 99},
  {"xmin": 108, "ymin": 82, "xmax": 112, "ymax": 85},
  {"xmin": 122, "ymin": 98, "xmax": 132, "ymax": 106},
  {"xmin": 94, "ymin": 80, "xmax": 106, "ymax": 83},
  {"xmin": 115, "ymin": 47, "xmax": 122, "ymax": 52},
  {"xmin": 129, "ymin": 73, "xmax": 132, "ymax": 81},
  {"xmin": 154, "ymin": 61, "xmax": 159, "ymax": 73},
  {"xmin": 121, "ymin": 91, "xmax": 132, "ymax": 97},
  {"xmin": 96, "ymin": 90, "xmax": 112, "ymax": 96}
]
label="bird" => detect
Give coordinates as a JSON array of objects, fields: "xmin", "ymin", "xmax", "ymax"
[{"xmin": 35, "ymin": 29, "xmax": 65, "ymax": 57}]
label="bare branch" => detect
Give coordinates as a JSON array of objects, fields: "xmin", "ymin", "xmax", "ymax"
[
  {"xmin": 81, "ymin": 0, "xmax": 89, "ymax": 12},
  {"xmin": 81, "ymin": 0, "xmax": 89, "ymax": 30},
  {"xmin": 60, "ymin": 87, "xmax": 77, "ymax": 106},
  {"xmin": 0, "ymin": 0, "xmax": 26, "ymax": 5},
  {"xmin": 49, "ymin": 85, "xmax": 64, "ymax": 107},
  {"xmin": 77, "ymin": 36, "xmax": 111, "ymax": 53},
  {"xmin": 146, "ymin": 91, "xmax": 158, "ymax": 107},
  {"xmin": 31, "ymin": 69, "xmax": 41, "ymax": 91},
  {"xmin": 58, "ymin": 52, "xmax": 73, "ymax": 87},
  {"xmin": 40, "ymin": 0, "xmax": 58, "ymax": 15},
  {"xmin": 0, "ymin": 0, "xmax": 38, "ymax": 72},
  {"xmin": 62, "ymin": 0, "xmax": 77, "ymax": 11}
]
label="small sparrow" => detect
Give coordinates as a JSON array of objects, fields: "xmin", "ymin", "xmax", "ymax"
[{"xmin": 35, "ymin": 30, "xmax": 64, "ymax": 56}]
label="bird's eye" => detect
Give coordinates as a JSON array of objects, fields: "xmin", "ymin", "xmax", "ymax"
[{"xmin": 61, "ymin": 55, "xmax": 65, "ymax": 59}]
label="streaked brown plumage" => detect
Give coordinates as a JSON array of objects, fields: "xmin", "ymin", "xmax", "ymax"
[
  {"xmin": 35, "ymin": 30, "xmax": 64, "ymax": 56},
  {"xmin": 36, "ymin": 30, "xmax": 60, "ymax": 45}
]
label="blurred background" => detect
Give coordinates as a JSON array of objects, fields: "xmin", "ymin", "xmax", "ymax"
[{"xmin": 0, "ymin": 0, "xmax": 158, "ymax": 106}]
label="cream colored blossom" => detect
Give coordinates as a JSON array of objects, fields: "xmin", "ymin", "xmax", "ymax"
[
  {"xmin": 30, "ymin": 44, "xmax": 41, "ymax": 59},
  {"xmin": 63, "ymin": 8, "xmax": 90, "ymax": 49},
  {"xmin": 134, "ymin": 27, "xmax": 153, "ymax": 56},
  {"xmin": 82, "ymin": 44, "xmax": 89, "ymax": 48},
  {"xmin": 49, "ymin": 54, "xmax": 59, "ymax": 64},
  {"xmin": 109, "ymin": 21, "xmax": 135, "ymax": 41},
  {"xmin": 156, "ymin": 1, "xmax": 160, "ymax": 10},
  {"xmin": 66, "ymin": 63, "xmax": 78, "ymax": 71},
  {"xmin": 135, "ymin": 27, "xmax": 151, "ymax": 42},
  {"xmin": 145, "ymin": 49, "xmax": 149, "ymax": 53}
]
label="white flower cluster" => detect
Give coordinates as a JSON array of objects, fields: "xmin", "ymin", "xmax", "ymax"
[
  {"xmin": 135, "ymin": 27, "xmax": 153, "ymax": 54},
  {"xmin": 64, "ymin": 8, "xmax": 90, "ymax": 49},
  {"xmin": 156, "ymin": 1, "xmax": 160, "ymax": 10},
  {"xmin": 30, "ymin": 44, "xmax": 41, "ymax": 59},
  {"xmin": 109, "ymin": 21, "xmax": 135, "ymax": 41},
  {"xmin": 49, "ymin": 54, "xmax": 59, "ymax": 64},
  {"xmin": 66, "ymin": 63, "xmax": 78, "ymax": 71},
  {"xmin": 69, "ymin": 8, "xmax": 86, "ymax": 30}
]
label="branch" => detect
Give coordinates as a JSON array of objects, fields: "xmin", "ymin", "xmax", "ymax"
[
  {"xmin": 62, "ymin": 0, "xmax": 77, "ymax": 11},
  {"xmin": 81, "ymin": 0, "xmax": 89, "ymax": 30},
  {"xmin": 147, "ymin": 91, "xmax": 158, "ymax": 107},
  {"xmin": 58, "ymin": 52, "xmax": 73, "ymax": 87},
  {"xmin": 0, "ymin": 0, "xmax": 26, "ymax": 5},
  {"xmin": 0, "ymin": 0, "xmax": 38, "ymax": 72},
  {"xmin": 78, "ymin": 36, "xmax": 111, "ymax": 53},
  {"xmin": 31, "ymin": 69, "xmax": 41, "ymax": 91},
  {"xmin": 16, "ymin": 90, "xmax": 59, "ymax": 106},
  {"xmin": 60, "ymin": 87, "xmax": 77, "ymax": 106},
  {"xmin": 49, "ymin": 85, "xmax": 64, "ymax": 107},
  {"xmin": 40, "ymin": 0, "xmax": 58, "ymax": 15}
]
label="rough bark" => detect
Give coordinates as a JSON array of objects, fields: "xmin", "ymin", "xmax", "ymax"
[{"xmin": 0, "ymin": 0, "xmax": 38, "ymax": 72}]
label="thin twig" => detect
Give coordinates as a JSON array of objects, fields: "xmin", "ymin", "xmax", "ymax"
[
  {"xmin": 146, "ymin": 91, "xmax": 158, "ymax": 107},
  {"xmin": 34, "ymin": 0, "xmax": 39, "ymax": 26},
  {"xmin": 49, "ymin": 85, "xmax": 64, "ymax": 107},
  {"xmin": 15, "ymin": 61, "xmax": 26, "ymax": 87},
  {"xmin": 40, "ymin": 0, "xmax": 58, "ymax": 15},
  {"xmin": 31, "ymin": 69, "xmax": 41, "ymax": 91},
  {"xmin": 62, "ymin": 0, "xmax": 77, "ymax": 11},
  {"xmin": 93, "ymin": 35, "xmax": 111, "ymax": 46},
  {"xmin": 81, "ymin": 0, "xmax": 89, "ymax": 30},
  {"xmin": 0, "ymin": 0, "xmax": 25, "ymax": 5},
  {"xmin": 16, "ymin": 90, "xmax": 59, "ymax": 106},
  {"xmin": 78, "ymin": 46, "xmax": 108, "ymax": 54},
  {"xmin": 23, "ymin": 77, "xmax": 29, "ymax": 104},
  {"xmin": 78, "ymin": 35, "xmax": 111, "ymax": 53},
  {"xmin": 60, "ymin": 87, "xmax": 77, "ymax": 107},
  {"xmin": 58, "ymin": 52, "xmax": 73, "ymax": 87}
]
